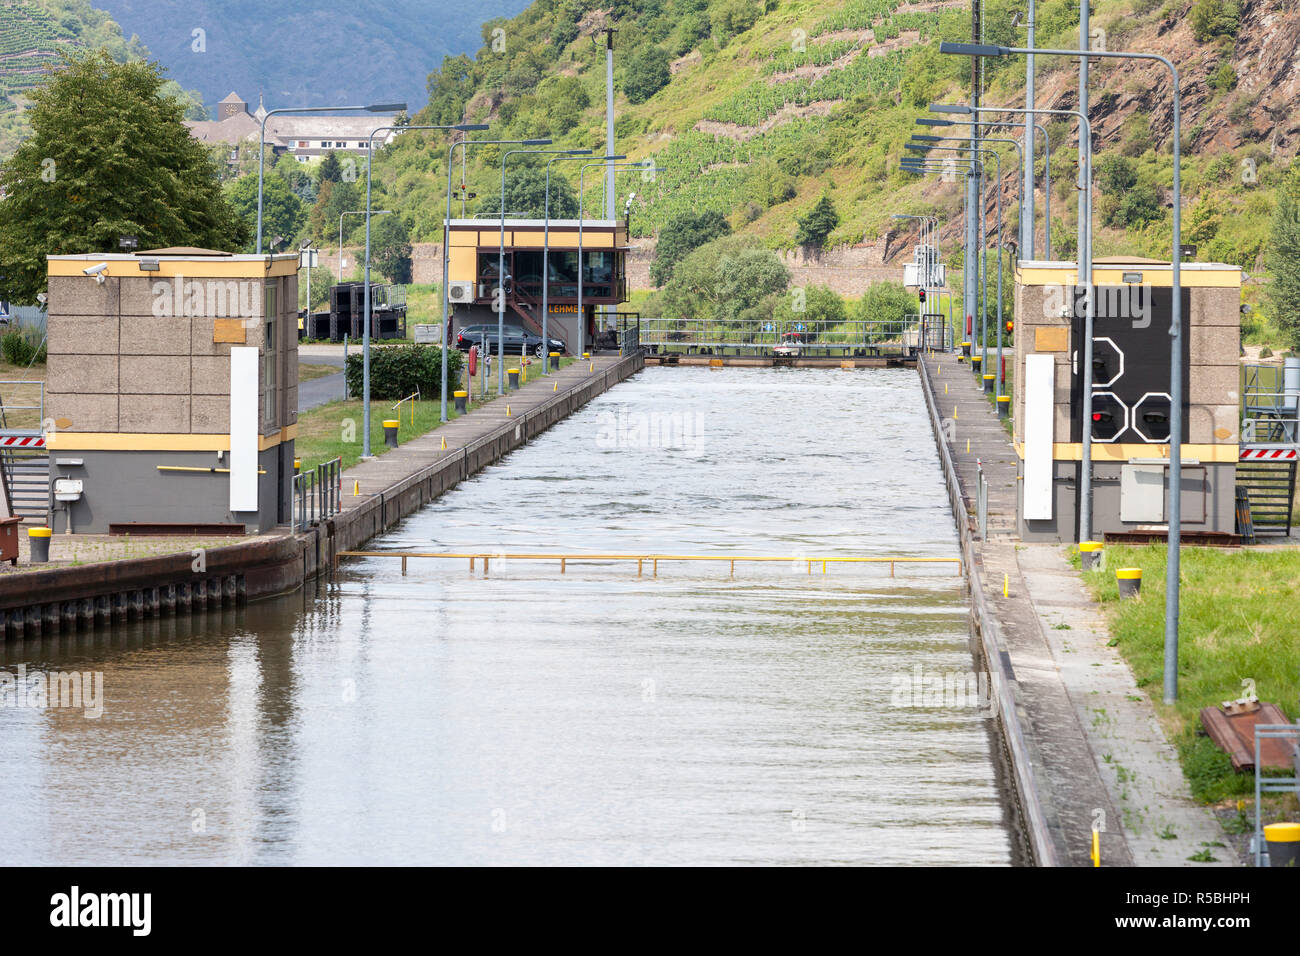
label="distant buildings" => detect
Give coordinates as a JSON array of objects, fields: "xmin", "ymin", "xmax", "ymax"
[{"xmin": 185, "ymin": 92, "xmax": 399, "ymax": 162}]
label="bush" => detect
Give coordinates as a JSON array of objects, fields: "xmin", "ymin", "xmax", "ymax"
[
  {"xmin": 1190, "ymin": 0, "xmax": 1240, "ymax": 43},
  {"xmin": 0, "ymin": 327, "xmax": 45, "ymax": 366},
  {"xmin": 795, "ymin": 195, "xmax": 839, "ymax": 249},
  {"xmin": 345, "ymin": 344, "xmax": 463, "ymax": 401},
  {"xmin": 623, "ymin": 45, "xmax": 671, "ymax": 104}
]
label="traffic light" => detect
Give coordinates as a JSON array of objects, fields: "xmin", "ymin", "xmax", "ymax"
[
  {"xmin": 918, "ymin": 288, "xmax": 927, "ymax": 304},
  {"xmin": 1005, "ymin": 320, "xmax": 1013, "ymax": 334}
]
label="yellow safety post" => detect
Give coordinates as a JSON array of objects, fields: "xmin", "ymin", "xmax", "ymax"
[
  {"xmin": 589, "ymin": 362, "xmax": 594, "ymax": 372},
  {"xmin": 1091, "ymin": 829, "xmax": 1101, "ymax": 867},
  {"xmin": 966, "ymin": 438, "xmax": 970, "ymax": 454},
  {"xmin": 440, "ymin": 436, "xmax": 447, "ymax": 450},
  {"xmin": 953, "ymin": 406, "xmax": 958, "ymax": 419},
  {"xmin": 553, "ymin": 381, "xmax": 558, "ymax": 392},
  {"xmin": 944, "ymin": 383, "xmax": 948, "ymax": 395},
  {"xmin": 353, "ymin": 479, "xmax": 359, "ymax": 496},
  {"xmin": 1003, "ymin": 573, "xmax": 1008, "ymax": 597},
  {"xmin": 506, "ymin": 405, "xmax": 512, "ymax": 416}
]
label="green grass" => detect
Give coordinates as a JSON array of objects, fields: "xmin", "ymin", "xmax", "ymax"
[
  {"xmin": 1082, "ymin": 544, "xmax": 1300, "ymax": 803},
  {"xmin": 294, "ymin": 356, "xmax": 576, "ymax": 473}
]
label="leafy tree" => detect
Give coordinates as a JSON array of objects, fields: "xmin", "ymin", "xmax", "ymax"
[
  {"xmin": 477, "ymin": 164, "xmax": 579, "ymax": 219},
  {"xmin": 0, "ymin": 51, "xmax": 247, "ymax": 303},
  {"xmin": 371, "ymin": 215, "xmax": 414, "ymax": 285},
  {"xmin": 1097, "ymin": 155, "xmax": 1138, "ymax": 195},
  {"xmin": 624, "ymin": 45, "xmax": 671, "ymax": 104},
  {"xmin": 1190, "ymin": 0, "xmax": 1241, "ymax": 43},
  {"xmin": 662, "ymin": 235, "xmax": 789, "ymax": 324},
  {"xmin": 710, "ymin": 0, "xmax": 761, "ymax": 44},
  {"xmin": 773, "ymin": 284, "xmax": 846, "ymax": 327},
  {"xmin": 851, "ymin": 281, "xmax": 918, "ymax": 329},
  {"xmin": 1267, "ymin": 167, "xmax": 1300, "ymax": 349},
  {"xmin": 651, "ymin": 209, "xmax": 731, "ymax": 286},
  {"xmin": 795, "ymin": 194, "xmax": 840, "ymax": 248},
  {"xmin": 300, "ymin": 266, "xmax": 333, "ymax": 312},
  {"xmin": 307, "ymin": 178, "xmax": 363, "ymax": 246},
  {"xmin": 423, "ymin": 54, "xmax": 476, "ymax": 126},
  {"xmin": 318, "ymin": 151, "xmax": 345, "ymax": 186},
  {"xmin": 226, "ymin": 174, "xmax": 303, "ymax": 252}
]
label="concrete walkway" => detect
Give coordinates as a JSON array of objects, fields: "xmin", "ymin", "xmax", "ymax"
[
  {"xmin": 336, "ymin": 355, "xmax": 622, "ymax": 504},
  {"xmin": 922, "ymin": 351, "xmax": 1235, "ymax": 866}
]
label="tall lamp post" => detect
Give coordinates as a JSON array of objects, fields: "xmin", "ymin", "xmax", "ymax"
[
  {"xmin": 360, "ymin": 121, "xmax": 485, "ymax": 458},
  {"xmin": 919, "ymin": 117, "xmax": 1053, "ymax": 259},
  {"xmin": 932, "ymin": 100, "xmax": 1095, "ymax": 544},
  {"xmin": 339, "ymin": 209, "xmax": 390, "ymax": 282},
  {"xmin": 940, "ymin": 40, "xmax": 1184, "ymax": 701},
  {"xmin": 257, "ymin": 101, "xmax": 405, "ymax": 255},
  {"xmin": 543, "ymin": 150, "xmax": 594, "ymax": 375}
]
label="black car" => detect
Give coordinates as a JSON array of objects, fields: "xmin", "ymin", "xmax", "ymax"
[{"xmin": 455, "ymin": 323, "xmax": 565, "ymax": 358}]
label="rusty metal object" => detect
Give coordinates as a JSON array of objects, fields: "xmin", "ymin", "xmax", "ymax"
[{"xmin": 1200, "ymin": 700, "xmax": 1297, "ymax": 772}]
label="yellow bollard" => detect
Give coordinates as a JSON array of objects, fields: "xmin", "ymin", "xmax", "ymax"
[
  {"xmin": 506, "ymin": 404, "xmax": 511, "ymax": 416},
  {"xmin": 353, "ymin": 479, "xmax": 359, "ymax": 496},
  {"xmin": 553, "ymin": 381, "xmax": 558, "ymax": 391},
  {"xmin": 944, "ymin": 383, "xmax": 948, "ymax": 395},
  {"xmin": 589, "ymin": 362, "xmax": 594, "ymax": 372},
  {"xmin": 1091, "ymin": 829, "xmax": 1101, "ymax": 867},
  {"xmin": 440, "ymin": 436, "xmax": 447, "ymax": 450},
  {"xmin": 966, "ymin": 438, "xmax": 970, "ymax": 454},
  {"xmin": 953, "ymin": 406, "xmax": 958, "ymax": 419},
  {"xmin": 1003, "ymin": 573, "xmax": 1008, "ymax": 597}
]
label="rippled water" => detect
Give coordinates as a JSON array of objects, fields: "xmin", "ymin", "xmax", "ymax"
[{"xmin": 0, "ymin": 367, "xmax": 1016, "ymax": 865}]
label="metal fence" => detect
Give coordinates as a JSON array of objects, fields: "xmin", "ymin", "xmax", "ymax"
[
  {"xmin": 639, "ymin": 315, "xmax": 943, "ymax": 357},
  {"xmin": 293, "ymin": 457, "xmax": 343, "ymax": 532}
]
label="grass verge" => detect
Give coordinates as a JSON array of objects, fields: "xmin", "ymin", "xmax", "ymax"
[
  {"xmin": 294, "ymin": 356, "xmax": 576, "ymax": 472},
  {"xmin": 1081, "ymin": 543, "xmax": 1299, "ymax": 807}
]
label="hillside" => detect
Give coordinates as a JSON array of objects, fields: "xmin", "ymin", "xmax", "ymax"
[
  {"xmin": 92, "ymin": 0, "xmax": 532, "ymax": 117},
  {"xmin": 345, "ymin": 0, "xmax": 1298, "ymax": 328},
  {"xmin": 0, "ymin": 0, "xmax": 147, "ymax": 152}
]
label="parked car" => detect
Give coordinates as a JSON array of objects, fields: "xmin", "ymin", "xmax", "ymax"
[{"xmin": 455, "ymin": 323, "xmax": 565, "ymax": 358}]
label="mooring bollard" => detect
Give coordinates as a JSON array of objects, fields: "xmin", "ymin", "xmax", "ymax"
[
  {"xmin": 1116, "ymin": 567, "xmax": 1142, "ymax": 599},
  {"xmin": 28, "ymin": 526, "xmax": 51, "ymax": 563},
  {"xmin": 970, "ymin": 355, "xmax": 982, "ymax": 378},
  {"xmin": 983, "ymin": 373, "xmax": 995, "ymax": 395},
  {"xmin": 382, "ymin": 419, "xmax": 399, "ymax": 449},
  {"xmin": 507, "ymin": 368, "xmax": 520, "ymax": 389},
  {"xmin": 997, "ymin": 394, "xmax": 1010, "ymax": 418},
  {"xmin": 1079, "ymin": 540, "xmax": 1102, "ymax": 571},
  {"xmin": 293, "ymin": 458, "xmax": 301, "ymax": 474},
  {"xmin": 549, "ymin": 351, "xmax": 560, "ymax": 370},
  {"xmin": 961, "ymin": 341, "xmax": 971, "ymax": 361},
  {"xmin": 454, "ymin": 389, "xmax": 467, "ymax": 414},
  {"xmin": 1264, "ymin": 822, "xmax": 1300, "ymax": 867}
]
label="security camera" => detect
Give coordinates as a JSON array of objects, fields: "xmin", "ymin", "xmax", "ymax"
[{"xmin": 83, "ymin": 262, "xmax": 108, "ymax": 276}]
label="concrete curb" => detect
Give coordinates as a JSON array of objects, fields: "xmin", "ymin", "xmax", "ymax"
[{"xmin": 918, "ymin": 356, "xmax": 1059, "ymax": 867}]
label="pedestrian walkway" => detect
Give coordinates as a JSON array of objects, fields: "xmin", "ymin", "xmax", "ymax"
[{"xmin": 921, "ymin": 351, "xmax": 1235, "ymax": 866}]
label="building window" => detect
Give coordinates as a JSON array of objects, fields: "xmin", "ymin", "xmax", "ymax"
[
  {"xmin": 263, "ymin": 283, "xmax": 278, "ymax": 427},
  {"xmin": 297, "ymin": 141, "xmax": 308, "ymax": 148}
]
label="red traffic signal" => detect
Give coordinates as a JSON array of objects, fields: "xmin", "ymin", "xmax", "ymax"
[{"xmin": 918, "ymin": 288, "xmax": 927, "ymax": 303}]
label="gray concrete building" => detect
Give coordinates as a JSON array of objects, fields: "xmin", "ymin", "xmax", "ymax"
[
  {"xmin": 44, "ymin": 249, "xmax": 300, "ymax": 534},
  {"xmin": 1010, "ymin": 257, "xmax": 1242, "ymax": 542}
]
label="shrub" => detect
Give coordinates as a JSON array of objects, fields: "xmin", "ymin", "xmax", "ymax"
[
  {"xmin": 0, "ymin": 327, "xmax": 45, "ymax": 366},
  {"xmin": 1190, "ymin": 0, "xmax": 1241, "ymax": 43},
  {"xmin": 345, "ymin": 344, "xmax": 463, "ymax": 401},
  {"xmin": 795, "ymin": 195, "xmax": 840, "ymax": 249},
  {"xmin": 1208, "ymin": 61, "xmax": 1237, "ymax": 93},
  {"xmin": 623, "ymin": 45, "xmax": 671, "ymax": 104}
]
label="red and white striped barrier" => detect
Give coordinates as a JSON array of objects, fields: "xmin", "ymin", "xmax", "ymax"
[{"xmin": 1240, "ymin": 446, "xmax": 1298, "ymax": 461}]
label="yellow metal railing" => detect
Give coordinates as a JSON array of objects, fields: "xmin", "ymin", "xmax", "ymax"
[{"xmin": 337, "ymin": 551, "xmax": 962, "ymax": 578}]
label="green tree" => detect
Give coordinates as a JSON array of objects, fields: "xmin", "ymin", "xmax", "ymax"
[
  {"xmin": 1097, "ymin": 155, "xmax": 1138, "ymax": 195},
  {"xmin": 624, "ymin": 45, "xmax": 671, "ymax": 104},
  {"xmin": 226, "ymin": 174, "xmax": 303, "ymax": 251},
  {"xmin": 318, "ymin": 151, "xmax": 344, "ymax": 186},
  {"xmin": 852, "ymin": 281, "xmax": 918, "ymax": 331},
  {"xmin": 0, "ymin": 51, "xmax": 247, "ymax": 303},
  {"xmin": 371, "ymin": 215, "xmax": 413, "ymax": 285},
  {"xmin": 1190, "ymin": 0, "xmax": 1241, "ymax": 43},
  {"xmin": 478, "ymin": 164, "xmax": 579, "ymax": 219},
  {"xmin": 650, "ymin": 209, "xmax": 731, "ymax": 286},
  {"xmin": 795, "ymin": 194, "xmax": 839, "ymax": 248},
  {"xmin": 423, "ymin": 53, "xmax": 476, "ymax": 126},
  {"xmin": 300, "ymin": 266, "xmax": 333, "ymax": 312},
  {"xmin": 773, "ymin": 284, "xmax": 847, "ymax": 327},
  {"xmin": 1267, "ymin": 168, "xmax": 1300, "ymax": 349},
  {"xmin": 662, "ymin": 235, "xmax": 789, "ymax": 323}
]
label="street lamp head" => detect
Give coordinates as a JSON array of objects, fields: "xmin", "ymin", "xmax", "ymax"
[
  {"xmin": 905, "ymin": 143, "xmax": 934, "ymax": 152},
  {"xmin": 602, "ymin": 154, "xmax": 627, "ymax": 161},
  {"xmin": 938, "ymin": 41, "xmax": 1008, "ymax": 58},
  {"xmin": 524, "ymin": 138, "xmax": 553, "ymax": 146},
  {"xmin": 566, "ymin": 148, "xmax": 594, "ymax": 155},
  {"xmin": 366, "ymin": 102, "xmax": 408, "ymax": 112},
  {"xmin": 454, "ymin": 123, "xmax": 490, "ymax": 131},
  {"xmin": 929, "ymin": 103, "xmax": 972, "ymax": 115},
  {"xmin": 916, "ymin": 118, "xmax": 952, "ymax": 127},
  {"xmin": 913, "ymin": 134, "xmax": 942, "ymax": 142}
]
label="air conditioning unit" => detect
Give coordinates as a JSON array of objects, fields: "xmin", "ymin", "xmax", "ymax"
[{"xmin": 447, "ymin": 281, "xmax": 475, "ymax": 303}]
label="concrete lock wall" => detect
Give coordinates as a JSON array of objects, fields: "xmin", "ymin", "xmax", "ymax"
[
  {"xmin": 1013, "ymin": 261, "xmax": 1242, "ymax": 542},
  {"xmin": 44, "ymin": 254, "xmax": 299, "ymax": 534}
]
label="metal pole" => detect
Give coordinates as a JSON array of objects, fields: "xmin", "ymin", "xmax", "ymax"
[{"xmin": 1025, "ymin": 0, "xmax": 1036, "ymax": 259}]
